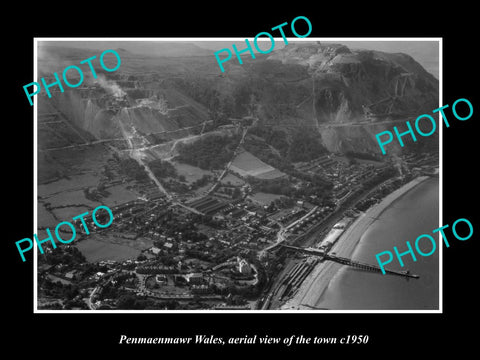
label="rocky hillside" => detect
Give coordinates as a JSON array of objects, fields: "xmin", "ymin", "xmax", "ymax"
[
  {"xmin": 261, "ymin": 42, "xmax": 438, "ymax": 124},
  {"xmin": 37, "ymin": 42, "xmax": 439, "ymax": 167}
]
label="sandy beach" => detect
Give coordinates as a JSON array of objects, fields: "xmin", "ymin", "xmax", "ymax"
[{"xmin": 281, "ymin": 175, "xmax": 430, "ymax": 310}]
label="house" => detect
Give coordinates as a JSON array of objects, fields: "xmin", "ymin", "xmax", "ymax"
[
  {"xmin": 65, "ymin": 270, "xmax": 80, "ymax": 280},
  {"xmin": 237, "ymin": 258, "xmax": 252, "ymax": 275},
  {"xmin": 191, "ymin": 284, "xmax": 210, "ymax": 294},
  {"xmin": 155, "ymin": 274, "xmax": 167, "ymax": 284},
  {"xmin": 150, "ymin": 246, "xmax": 161, "ymax": 255},
  {"xmin": 188, "ymin": 273, "xmax": 204, "ymax": 285}
]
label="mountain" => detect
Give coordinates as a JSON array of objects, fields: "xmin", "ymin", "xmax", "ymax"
[
  {"xmin": 38, "ymin": 41, "xmax": 213, "ymax": 59},
  {"xmin": 259, "ymin": 42, "xmax": 439, "ymax": 123},
  {"xmin": 37, "ymin": 42, "xmax": 439, "ymax": 183},
  {"xmin": 327, "ymin": 41, "xmax": 439, "ymax": 79}
]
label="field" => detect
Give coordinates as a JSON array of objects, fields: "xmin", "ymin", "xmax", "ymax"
[
  {"xmin": 38, "ymin": 180, "xmax": 140, "ymax": 230},
  {"xmin": 255, "ymin": 169, "xmax": 287, "ymax": 179},
  {"xmin": 192, "ymin": 183, "xmax": 212, "ymax": 196},
  {"xmin": 38, "ymin": 172, "xmax": 99, "ymax": 197},
  {"xmin": 37, "ymin": 203, "xmax": 59, "ymax": 228},
  {"xmin": 230, "ymin": 150, "xmax": 285, "ymax": 179},
  {"xmin": 248, "ymin": 192, "xmax": 284, "ymax": 206},
  {"xmin": 171, "ymin": 160, "xmax": 213, "ymax": 184},
  {"xmin": 51, "ymin": 205, "xmax": 91, "ymax": 222},
  {"xmin": 220, "ymin": 173, "xmax": 245, "ymax": 186},
  {"xmin": 75, "ymin": 235, "xmax": 154, "ymax": 262},
  {"xmin": 101, "ymin": 184, "xmax": 140, "ymax": 206},
  {"xmin": 46, "ymin": 189, "xmax": 98, "ymax": 208},
  {"xmin": 47, "ymin": 274, "xmax": 72, "ymax": 285}
]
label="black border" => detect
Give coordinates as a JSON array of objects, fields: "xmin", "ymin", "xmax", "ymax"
[{"xmin": 6, "ymin": 4, "xmax": 478, "ymax": 356}]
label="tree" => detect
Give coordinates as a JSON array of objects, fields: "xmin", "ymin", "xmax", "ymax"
[
  {"xmin": 232, "ymin": 187, "xmax": 242, "ymax": 199},
  {"xmin": 149, "ymin": 159, "xmax": 177, "ymax": 179},
  {"xmin": 117, "ymin": 294, "xmax": 137, "ymax": 309}
]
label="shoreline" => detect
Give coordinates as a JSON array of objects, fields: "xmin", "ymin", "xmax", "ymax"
[{"xmin": 280, "ymin": 175, "xmax": 431, "ymax": 310}]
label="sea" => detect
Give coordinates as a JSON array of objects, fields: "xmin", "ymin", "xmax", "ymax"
[{"xmin": 315, "ymin": 177, "xmax": 440, "ymax": 310}]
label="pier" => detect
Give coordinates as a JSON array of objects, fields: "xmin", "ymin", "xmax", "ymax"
[{"xmin": 281, "ymin": 245, "xmax": 420, "ymax": 279}]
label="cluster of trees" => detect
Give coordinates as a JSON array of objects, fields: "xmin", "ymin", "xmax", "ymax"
[
  {"xmin": 84, "ymin": 187, "xmax": 109, "ymax": 201},
  {"xmin": 148, "ymin": 159, "xmax": 177, "ymax": 179},
  {"xmin": 293, "ymin": 170, "xmax": 332, "ymax": 188},
  {"xmin": 355, "ymin": 197, "xmax": 378, "ymax": 212},
  {"xmin": 154, "ymin": 255, "xmax": 178, "ymax": 267},
  {"xmin": 291, "ymin": 172, "xmax": 333, "ymax": 201},
  {"xmin": 247, "ymin": 126, "xmax": 328, "ymax": 164},
  {"xmin": 345, "ymin": 150, "xmax": 381, "ymax": 162},
  {"xmin": 40, "ymin": 278, "xmax": 80, "ymax": 301},
  {"xmin": 98, "ymin": 282, "xmax": 122, "ymax": 300},
  {"xmin": 116, "ymin": 294, "xmax": 158, "ymax": 310},
  {"xmin": 112, "ymin": 272, "xmax": 137, "ymax": 286},
  {"xmin": 119, "ymin": 158, "xmax": 149, "ymax": 181},
  {"xmin": 152, "ymin": 211, "xmax": 205, "ymax": 239},
  {"xmin": 161, "ymin": 174, "xmax": 212, "ymax": 194},
  {"xmin": 190, "ymin": 213, "xmax": 223, "ymax": 229},
  {"xmin": 361, "ymin": 167, "xmax": 396, "ymax": 189},
  {"xmin": 181, "ymin": 229, "xmax": 209, "ymax": 243},
  {"xmin": 219, "ymin": 186, "xmax": 242, "ymax": 199},
  {"xmin": 247, "ymin": 176, "xmax": 295, "ymax": 196},
  {"xmin": 42, "ymin": 246, "xmax": 86, "ymax": 267},
  {"xmin": 163, "ymin": 179, "xmax": 189, "ymax": 193},
  {"xmin": 145, "ymin": 132, "xmax": 169, "ymax": 145},
  {"xmin": 231, "ymin": 82, "xmax": 261, "ymax": 116},
  {"xmin": 272, "ymin": 196, "xmax": 296, "ymax": 209},
  {"xmin": 136, "ymin": 265, "xmax": 177, "ymax": 275},
  {"xmin": 176, "ymin": 134, "xmax": 240, "ymax": 170},
  {"xmin": 103, "ymin": 164, "xmax": 115, "ymax": 180},
  {"xmin": 248, "ymin": 126, "xmax": 290, "ymax": 157},
  {"xmin": 172, "ymin": 76, "xmax": 235, "ymax": 124},
  {"xmin": 184, "ymin": 249, "xmax": 213, "ymax": 263},
  {"xmin": 190, "ymin": 174, "xmax": 211, "ymax": 189},
  {"xmin": 247, "ymin": 172, "xmax": 333, "ymax": 205},
  {"xmin": 287, "ymin": 131, "xmax": 328, "ymax": 162},
  {"xmin": 244, "ymin": 128, "xmax": 335, "ymax": 201},
  {"xmin": 214, "ymin": 260, "xmax": 266, "ymax": 300},
  {"xmin": 243, "ymin": 137, "xmax": 293, "ymax": 173}
]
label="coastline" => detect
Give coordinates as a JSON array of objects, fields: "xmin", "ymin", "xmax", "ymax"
[{"xmin": 280, "ymin": 175, "xmax": 431, "ymax": 310}]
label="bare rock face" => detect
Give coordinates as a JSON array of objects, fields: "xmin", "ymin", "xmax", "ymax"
[
  {"xmin": 266, "ymin": 43, "xmax": 438, "ymax": 126},
  {"xmin": 38, "ymin": 42, "xmax": 438, "ymax": 159}
]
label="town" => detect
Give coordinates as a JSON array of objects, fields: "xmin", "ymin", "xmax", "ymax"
[{"xmin": 37, "ymin": 134, "xmax": 438, "ymax": 310}]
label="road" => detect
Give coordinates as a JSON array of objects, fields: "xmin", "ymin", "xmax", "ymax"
[
  {"xmin": 205, "ymin": 117, "xmax": 258, "ymax": 196},
  {"xmin": 87, "ymin": 286, "xmax": 99, "ymax": 310},
  {"xmin": 260, "ymin": 205, "xmax": 319, "ymax": 256},
  {"xmin": 260, "ymin": 117, "xmax": 412, "ymax": 129},
  {"xmin": 259, "ymin": 224, "xmax": 286, "ymax": 259}
]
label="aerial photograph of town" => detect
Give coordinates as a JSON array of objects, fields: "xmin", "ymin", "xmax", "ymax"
[{"xmin": 35, "ymin": 39, "xmax": 440, "ymax": 311}]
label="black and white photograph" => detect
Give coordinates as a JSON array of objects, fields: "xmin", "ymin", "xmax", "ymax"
[{"xmin": 33, "ymin": 39, "xmax": 440, "ymax": 312}]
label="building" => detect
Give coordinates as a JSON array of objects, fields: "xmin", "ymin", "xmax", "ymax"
[
  {"xmin": 188, "ymin": 273, "xmax": 204, "ymax": 285},
  {"xmin": 150, "ymin": 247, "xmax": 161, "ymax": 255},
  {"xmin": 155, "ymin": 274, "xmax": 167, "ymax": 285},
  {"xmin": 65, "ymin": 270, "xmax": 80, "ymax": 281},
  {"xmin": 191, "ymin": 285, "xmax": 211, "ymax": 294},
  {"xmin": 237, "ymin": 258, "xmax": 252, "ymax": 275}
]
